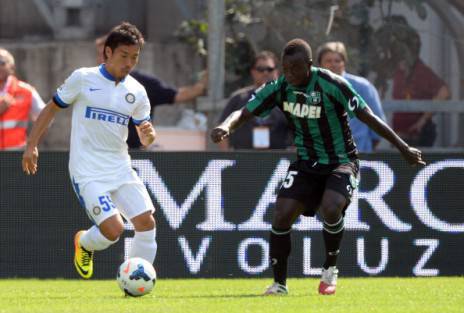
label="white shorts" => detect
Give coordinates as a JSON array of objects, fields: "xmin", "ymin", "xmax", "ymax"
[{"xmin": 72, "ymin": 177, "xmax": 155, "ymax": 226}]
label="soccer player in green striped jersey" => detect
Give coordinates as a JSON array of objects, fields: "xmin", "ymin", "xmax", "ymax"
[{"xmin": 211, "ymin": 38, "xmax": 425, "ymax": 296}]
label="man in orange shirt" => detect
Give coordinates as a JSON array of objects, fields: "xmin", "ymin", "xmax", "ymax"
[{"xmin": 0, "ymin": 48, "xmax": 45, "ymax": 150}]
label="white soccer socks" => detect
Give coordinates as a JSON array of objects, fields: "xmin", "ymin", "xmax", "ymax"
[
  {"xmin": 80, "ymin": 225, "xmax": 118, "ymax": 251},
  {"xmin": 79, "ymin": 226, "xmax": 157, "ymax": 263},
  {"xmin": 129, "ymin": 228, "xmax": 157, "ymax": 264}
]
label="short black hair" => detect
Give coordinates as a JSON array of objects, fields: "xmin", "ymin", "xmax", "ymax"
[
  {"xmin": 103, "ymin": 22, "xmax": 144, "ymax": 60},
  {"xmin": 282, "ymin": 39, "xmax": 313, "ymax": 64}
]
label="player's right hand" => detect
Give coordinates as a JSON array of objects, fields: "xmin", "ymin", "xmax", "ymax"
[
  {"xmin": 22, "ymin": 146, "xmax": 39, "ymax": 175},
  {"xmin": 210, "ymin": 126, "xmax": 229, "ymax": 143},
  {"xmin": 401, "ymin": 146, "xmax": 426, "ymax": 166}
]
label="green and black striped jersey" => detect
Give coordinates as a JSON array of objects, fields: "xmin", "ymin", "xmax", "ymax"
[{"xmin": 246, "ymin": 67, "xmax": 367, "ymax": 164}]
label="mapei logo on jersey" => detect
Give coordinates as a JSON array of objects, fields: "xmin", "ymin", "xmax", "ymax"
[
  {"xmin": 85, "ymin": 106, "xmax": 130, "ymax": 126},
  {"xmin": 283, "ymin": 101, "xmax": 321, "ymax": 119}
]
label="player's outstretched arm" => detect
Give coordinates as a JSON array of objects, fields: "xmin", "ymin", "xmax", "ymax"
[
  {"xmin": 356, "ymin": 106, "xmax": 425, "ymax": 166},
  {"xmin": 174, "ymin": 71, "xmax": 208, "ymax": 103},
  {"xmin": 22, "ymin": 100, "xmax": 61, "ymax": 175},
  {"xmin": 210, "ymin": 107, "xmax": 253, "ymax": 143},
  {"xmin": 136, "ymin": 121, "xmax": 156, "ymax": 147}
]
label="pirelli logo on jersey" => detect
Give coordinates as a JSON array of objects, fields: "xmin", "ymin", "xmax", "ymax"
[
  {"xmin": 85, "ymin": 106, "xmax": 130, "ymax": 126},
  {"xmin": 283, "ymin": 101, "xmax": 321, "ymax": 119}
]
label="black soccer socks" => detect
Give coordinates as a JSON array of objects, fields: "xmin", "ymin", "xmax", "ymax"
[
  {"xmin": 322, "ymin": 217, "xmax": 345, "ymax": 269},
  {"xmin": 270, "ymin": 227, "xmax": 292, "ymax": 285}
]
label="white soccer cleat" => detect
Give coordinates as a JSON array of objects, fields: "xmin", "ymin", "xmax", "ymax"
[
  {"xmin": 318, "ymin": 266, "xmax": 338, "ymax": 295},
  {"xmin": 263, "ymin": 282, "xmax": 288, "ymax": 295}
]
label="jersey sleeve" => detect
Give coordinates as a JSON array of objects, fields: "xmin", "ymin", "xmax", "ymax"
[
  {"xmin": 53, "ymin": 69, "xmax": 82, "ymax": 108},
  {"xmin": 132, "ymin": 89, "xmax": 151, "ymax": 125},
  {"xmin": 245, "ymin": 79, "xmax": 281, "ymax": 118},
  {"xmin": 335, "ymin": 79, "xmax": 368, "ymax": 118}
]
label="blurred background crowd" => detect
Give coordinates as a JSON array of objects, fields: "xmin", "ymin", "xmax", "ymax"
[{"xmin": 0, "ymin": 0, "xmax": 462, "ymax": 152}]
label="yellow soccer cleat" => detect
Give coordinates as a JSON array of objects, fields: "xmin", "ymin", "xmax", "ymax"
[{"xmin": 74, "ymin": 230, "xmax": 94, "ymax": 279}]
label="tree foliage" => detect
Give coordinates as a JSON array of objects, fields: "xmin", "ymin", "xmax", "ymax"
[{"xmin": 174, "ymin": 0, "xmax": 427, "ymax": 95}]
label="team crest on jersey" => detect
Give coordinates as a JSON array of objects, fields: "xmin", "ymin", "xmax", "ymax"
[
  {"xmin": 92, "ymin": 206, "xmax": 101, "ymax": 215},
  {"xmin": 125, "ymin": 93, "xmax": 136, "ymax": 104},
  {"xmin": 309, "ymin": 91, "xmax": 321, "ymax": 104}
]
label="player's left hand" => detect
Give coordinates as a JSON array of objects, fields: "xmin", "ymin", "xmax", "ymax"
[
  {"xmin": 22, "ymin": 146, "xmax": 39, "ymax": 175},
  {"xmin": 139, "ymin": 121, "xmax": 156, "ymax": 145},
  {"xmin": 401, "ymin": 146, "xmax": 426, "ymax": 166}
]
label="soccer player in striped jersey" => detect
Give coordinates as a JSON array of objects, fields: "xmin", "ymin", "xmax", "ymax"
[{"xmin": 211, "ymin": 38, "xmax": 425, "ymax": 295}]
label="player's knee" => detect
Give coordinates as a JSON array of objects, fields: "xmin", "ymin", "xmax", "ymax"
[
  {"xmin": 133, "ymin": 213, "xmax": 156, "ymax": 232},
  {"xmin": 100, "ymin": 222, "xmax": 124, "ymax": 241},
  {"xmin": 272, "ymin": 211, "xmax": 293, "ymax": 230},
  {"xmin": 145, "ymin": 215, "xmax": 156, "ymax": 229},
  {"xmin": 104, "ymin": 228, "xmax": 123, "ymax": 242},
  {"xmin": 320, "ymin": 198, "xmax": 345, "ymax": 224},
  {"xmin": 138, "ymin": 218, "xmax": 155, "ymax": 231}
]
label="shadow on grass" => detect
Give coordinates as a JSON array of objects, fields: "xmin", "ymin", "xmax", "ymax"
[
  {"xmin": 103, "ymin": 293, "xmax": 310, "ymax": 300},
  {"xmin": 156, "ymin": 293, "xmax": 308, "ymax": 299}
]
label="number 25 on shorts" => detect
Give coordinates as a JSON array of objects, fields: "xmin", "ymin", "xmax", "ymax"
[{"xmin": 282, "ymin": 171, "xmax": 298, "ymax": 188}]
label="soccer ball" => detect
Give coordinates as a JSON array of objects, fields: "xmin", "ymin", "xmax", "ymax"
[{"xmin": 117, "ymin": 257, "xmax": 157, "ymax": 297}]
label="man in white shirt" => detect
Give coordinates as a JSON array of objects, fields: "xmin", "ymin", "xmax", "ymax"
[{"xmin": 22, "ymin": 22, "xmax": 157, "ymax": 279}]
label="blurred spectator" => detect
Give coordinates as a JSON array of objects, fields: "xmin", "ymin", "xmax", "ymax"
[
  {"xmin": 218, "ymin": 51, "xmax": 290, "ymax": 150},
  {"xmin": 96, "ymin": 35, "xmax": 208, "ymax": 149},
  {"xmin": 0, "ymin": 48, "xmax": 45, "ymax": 150},
  {"xmin": 391, "ymin": 32, "xmax": 450, "ymax": 147},
  {"xmin": 317, "ymin": 42, "xmax": 386, "ymax": 152}
]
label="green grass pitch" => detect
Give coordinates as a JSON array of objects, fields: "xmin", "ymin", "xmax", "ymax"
[{"xmin": 1, "ymin": 278, "xmax": 463, "ymax": 313}]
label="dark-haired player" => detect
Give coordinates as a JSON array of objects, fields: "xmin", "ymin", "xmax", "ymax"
[
  {"xmin": 22, "ymin": 22, "xmax": 158, "ymax": 279},
  {"xmin": 211, "ymin": 38, "xmax": 424, "ymax": 295}
]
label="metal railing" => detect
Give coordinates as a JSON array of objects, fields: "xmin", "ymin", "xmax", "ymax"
[
  {"xmin": 382, "ymin": 100, "xmax": 464, "ymax": 113},
  {"xmin": 380, "ymin": 100, "xmax": 464, "ymax": 149}
]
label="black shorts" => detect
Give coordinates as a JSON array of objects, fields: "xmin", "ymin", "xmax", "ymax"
[{"xmin": 277, "ymin": 159, "xmax": 360, "ymax": 217}]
